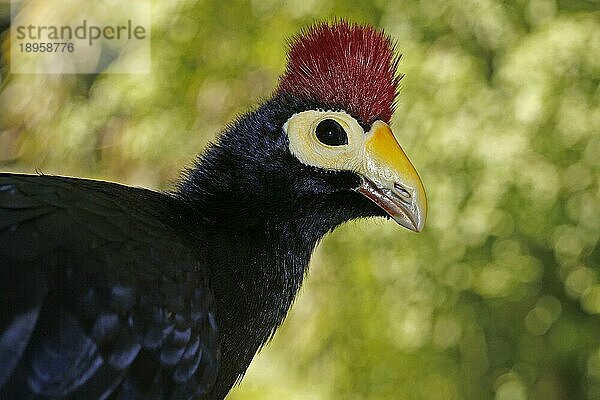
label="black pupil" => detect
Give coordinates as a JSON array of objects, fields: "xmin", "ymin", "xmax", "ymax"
[{"xmin": 315, "ymin": 119, "xmax": 348, "ymax": 146}]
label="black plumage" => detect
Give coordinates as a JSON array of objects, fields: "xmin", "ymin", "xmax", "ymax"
[
  {"xmin": 0, "ymin": 22, "xmax": 427, "ymax": 400},
  {"xmin": 0, "ymin": 175, "xmax": 220, "ymax": 399},
  {"xmin": 0, "ymin": 96, "xmax": 384, "ymax": 399}
]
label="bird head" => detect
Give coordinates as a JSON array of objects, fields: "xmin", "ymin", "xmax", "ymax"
[{"xmin": 184, "ymin": 21, "xmax": 427, "ymax": 234}]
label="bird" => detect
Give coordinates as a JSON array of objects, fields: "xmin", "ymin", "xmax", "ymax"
[{"xmin": 0, "ymin": 21, "xmax": 427, "ymax": 400}]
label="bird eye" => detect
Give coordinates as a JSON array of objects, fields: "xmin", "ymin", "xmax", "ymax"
[{"xmin": 315, "ymin": 119, "xmax": 348, "ymax": 146}]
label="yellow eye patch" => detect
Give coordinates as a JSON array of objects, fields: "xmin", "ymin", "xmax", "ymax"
[{"xmin": 284, "ymin": 110, "xmax": 366, "ymax": 172}]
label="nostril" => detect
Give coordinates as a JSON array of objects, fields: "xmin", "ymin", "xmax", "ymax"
[{"xmin": 393, "ymin": 183, "xmax": 412, "ymax": 201}]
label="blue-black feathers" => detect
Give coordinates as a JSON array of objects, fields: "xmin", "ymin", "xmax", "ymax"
[{"xmin": 0, "ymin": 94, "xmax": 385, "ymax": 400}]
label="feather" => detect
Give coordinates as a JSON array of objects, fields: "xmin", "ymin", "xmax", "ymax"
[
  {"xmin": 277, "ymin": 20, "xmax": 401, "ymax": 125},
  {"xmin": 0, "ymin": 174, "xmax": 220, "ymax": 399},
  {"xmin": 27, "ymin": 309, "xmax": 103, "ymax": 397},
  {"xmin": 0, "ymin": 307, "xmax": 43, "ymax": 388}
]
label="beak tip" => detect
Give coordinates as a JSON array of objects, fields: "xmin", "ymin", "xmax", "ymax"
[
  {"xmin": 394, "ymin": 213, "xmax": 425, "ymax": 233},
  {"xmin": 392, "ymin": 194, "xmax": 427, "ymax": 232},
  {"xmin": 414, "ymin": 220, "xmax": 425, "ymax": 233},
  {"xmin": 415, "ymin": 209, "xmax": 427, "ymax": 233}
]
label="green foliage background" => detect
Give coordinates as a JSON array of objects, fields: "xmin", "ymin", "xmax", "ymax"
[{"xmin": 1, "ymin": 1, "xmax": 599, "ymax": 399}]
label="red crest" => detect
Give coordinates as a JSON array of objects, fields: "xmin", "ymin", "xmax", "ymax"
[{"xmin": 276, "ymin": 21, "xmax": 401, "ymax": 124}]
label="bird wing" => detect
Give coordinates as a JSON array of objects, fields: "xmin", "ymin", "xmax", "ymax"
[{"xmin": 0, "ymin": 174, "xmax": 219, "ymax": 399}]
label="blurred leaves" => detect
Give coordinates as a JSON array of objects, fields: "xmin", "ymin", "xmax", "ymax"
[{"xmin": 1, "ymin": 0, "xmax": 599, "ymax": 399}]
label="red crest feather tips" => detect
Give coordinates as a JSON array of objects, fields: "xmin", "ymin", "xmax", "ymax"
[{"xmin": 277, "ymin": 21, "xmax": 401, "ymax": 124}]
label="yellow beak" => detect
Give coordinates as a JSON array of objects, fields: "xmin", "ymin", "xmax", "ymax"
[{"xmin": 356, "ymin": 121, "xmax": 427, "ymax": 232}]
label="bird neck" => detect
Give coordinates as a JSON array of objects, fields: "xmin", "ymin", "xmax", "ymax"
[
  {"xmin": 203, "ymin": 218, "xmax": 318, "ymax": 325},
  {"xmin": 177, "ymin": 166, "xmax": 337, "ymax": 310},
  {"xmin": 175, "ymin": 163, "xmax": 348, "ymax": 380}
]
